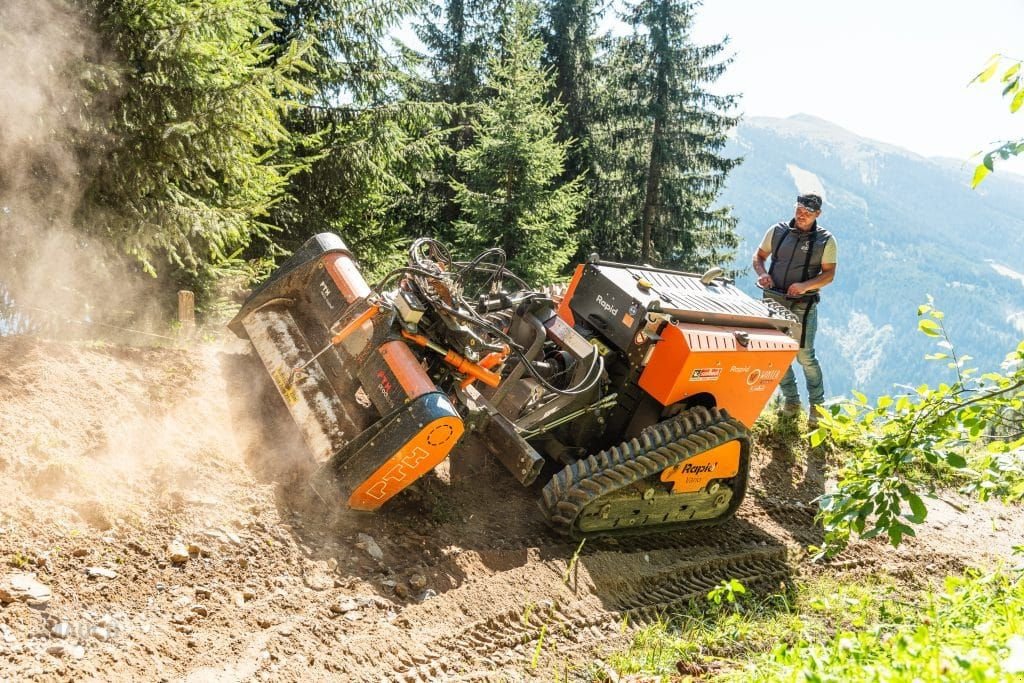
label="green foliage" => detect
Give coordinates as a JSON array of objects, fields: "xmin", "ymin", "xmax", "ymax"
[
  {"xmin": 583, "ymin": 0, "xmax": 741, "ymax": 270},
  {"xmin": 450, "ymin": 0, "xmax": 585, "ymax": 284},
  {"xmin": 403, "ymin": 0, "xmax": 504, "ymax": 239},
  {"xmin": 262, "ymin": 0, "xmax": 446, "ymax": 280},
  {"xmin": 541, "ymin": 0, "xmax": 599, "ymax": 184},
  {"xmin": 749, "ymin": 568, "xmax": 1024, "ymax": 683},
  {"xmin": 971, "ymin": 54, "xmax": 1024, "ymax": 187},
  {"xmin": 413, "ymin": 0, "xmax": 500, "ymax": 106},
  {"xmin": 707, "ymin": 578, "xmax": 747, "ymax": 606},
  {"xmin": 82, "ymin": 0, "xmax": 308, "ymax": 275},
  {"xmin": 600, "ymin": 568, "xmax": 1024, "ymax": 683},
  {"xmin": 814, "ymin": 300, "xmax": 1024, "ymax": 556}
]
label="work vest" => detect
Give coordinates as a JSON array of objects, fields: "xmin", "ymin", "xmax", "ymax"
[{"xmin": 767, "ymin": 221, "xmax": 833, "ymax": 297}]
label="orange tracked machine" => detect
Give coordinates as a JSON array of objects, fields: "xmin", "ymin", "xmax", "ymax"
[{"xmin": 230, "ymin": 234, "xmax": 799, "ymax": 537}]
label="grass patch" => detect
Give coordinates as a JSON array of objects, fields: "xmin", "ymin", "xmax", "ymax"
[{"xmin": 594, "ymin": 566, "xmax": 1024, "ymax": 682}]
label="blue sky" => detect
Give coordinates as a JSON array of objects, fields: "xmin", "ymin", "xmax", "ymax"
[{"xmin": 689, "ymin": 0, "xmax": 1024, "ymax": 174}]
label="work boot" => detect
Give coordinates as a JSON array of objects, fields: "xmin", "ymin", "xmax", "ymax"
[
  {"xmin": 807, "ymin": 406, "xmax": 821, "ymax": 429},
  {"xmin": 780, "ymin": 402, "xmax": 801, "ymax": 419}
]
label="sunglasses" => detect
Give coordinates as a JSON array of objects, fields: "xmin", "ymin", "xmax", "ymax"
[{"xmin": 795, "ymin": 204, "xmax": 820, "ymax": 213}]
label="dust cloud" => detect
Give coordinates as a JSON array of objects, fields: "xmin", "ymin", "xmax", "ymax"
[{"xmin": 0, "ymin": 0, "xmax": 164, "ymax": 341}]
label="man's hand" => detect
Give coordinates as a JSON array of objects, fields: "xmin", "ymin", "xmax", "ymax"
[
  {"xmin": 756, "ymin": 273, "xmax": 773, "ymax": 289},
  {"xmin": 786, "ymin": 282, "xmax": 807, "ymax": 297}
]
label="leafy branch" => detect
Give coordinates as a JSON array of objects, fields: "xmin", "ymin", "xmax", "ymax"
[
  {"xmin": 812, "ymin": 298, "xmax": 1024, "ymax": 557},
  {"xmin": 970, "ymin": 53, "xmax": 1024, "ymax": 187}
]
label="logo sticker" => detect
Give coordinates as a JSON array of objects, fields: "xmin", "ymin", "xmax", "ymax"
[
  {"xmin": 690, "ymin": 367, "xmax": 722, "ymax": 382},
  {"xmin": 595, "ymin": 295, "xmax": 619, "ymax": 317},
  {"xmin": 319, "ymin": 280, "xmax": 335, "ymax": 309},
  {"xmin": 679, "ymin": 462, "xmax": 716, "ymax": 475},
  {"xmin": 746, "ymin": 367, "xmax": 782, "ymax": 392}
]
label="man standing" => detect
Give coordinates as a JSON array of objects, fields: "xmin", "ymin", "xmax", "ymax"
[{"xmin": 752, "ymin": 193, "xmax": 837, "ymax": 427}]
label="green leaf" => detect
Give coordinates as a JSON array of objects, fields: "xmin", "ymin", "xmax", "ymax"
[
  {"xmin": 925, "ymin": 353, "xmax": 948, "ymax": 360},
  {"xmin": 852, "ymin": 390, "xmax": 868, "ymax": 404},
  {"xmin": 877, "ymin": 396, "xmax": 893, "ymax": 409},
  {"xmin": 984, "ymin": 153, "xmax": 995, "ymax": 171},
  {"xmin": 946, "ymin": 453, "xmax": 967, "ymax": 468},
  {"xmin": 1003, "ymin": 63, "xmax": 1021, "ymax": 82},
  {"xmin": 809, "ymin": 428, "xmax": 826, "ymax": 448},
  {"xmin": 918, "ymin": 319, "xmax": 941, "ymax": 337},
  {"xmin": 976, "ymin": 61, "xmax": 1000, "ymax": 83},
  {"xmin": 1012, "ymin": 88, "xmax": 1024, "ymax": 113},
  {"xmin": 905, "ymin": 492, "xmax": 927, "ymax": 524}
]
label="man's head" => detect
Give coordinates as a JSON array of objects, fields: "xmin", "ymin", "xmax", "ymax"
[{"xmin": 793, "ymin": 193, "xmax": 822, "ymax": 230}]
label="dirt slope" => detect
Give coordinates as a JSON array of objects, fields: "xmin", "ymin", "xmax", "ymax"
[{"xmin": 0, "ymin": 337, "xmax": 1020, "ymax": 682}]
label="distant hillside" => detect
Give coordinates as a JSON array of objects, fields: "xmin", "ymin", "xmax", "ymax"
[{"xmin": 722, "ymin": 114, "xmax": 1024, "ymax": 399}]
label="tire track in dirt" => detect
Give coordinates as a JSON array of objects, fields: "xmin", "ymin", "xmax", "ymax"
[{"xmin": 313, "ymin": 522, "xmax": 796, "ymax": 682}]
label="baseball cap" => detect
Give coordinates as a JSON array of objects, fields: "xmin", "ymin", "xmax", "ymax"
[{"xmin": 797, "ymin": 193, "xmax": 822, "ymax": 212}]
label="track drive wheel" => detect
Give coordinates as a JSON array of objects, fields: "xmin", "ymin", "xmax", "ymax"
[{"xmin": 539, "ymin": 406, "xmax": 750, "ymax": 539}]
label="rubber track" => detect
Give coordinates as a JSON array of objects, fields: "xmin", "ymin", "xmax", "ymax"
[
  {"xmin": 540, "ymin": 406, "xmax": 751, "ymax": 538},
  {"xmin": 390, "ymin": 545, "xmax": 791, "ymax": 681}
]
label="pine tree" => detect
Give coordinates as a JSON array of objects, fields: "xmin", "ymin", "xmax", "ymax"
[
  {"xmin": 451, "ymin": 0, "xmax": 584, "ymax": 284},
  {"xmin": 415, "ymin": 0, "xmax": 500, "ymax": 106},
  {"xmin": 541, "ymin": 0, "xmax": 599, "ymax": 183},
  {"xmin": 81, "ymin": 0, "xmax": 306, "ymax": 275},
  {"xmin": 586, "ymin": 0, "xmax": 740, "ymax": 271},
  {"xmin": 263, "ymin": 0, "xmax": 446, "ymax": 277},
  {"xmin": 407, "ymin": 0, "xmax": 503, "ymax": 238}
]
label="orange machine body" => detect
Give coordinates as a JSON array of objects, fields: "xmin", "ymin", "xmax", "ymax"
[
  {"xmin": 348, "ymin": 414, "xmax": 465, "ymax": 510},
  {"xmin": 639, "ymin": 321, "xmax": 798, "ymax": 428}
]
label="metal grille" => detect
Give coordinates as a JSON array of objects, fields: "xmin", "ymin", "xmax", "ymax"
[{"xmin": 622, "ymin": 266, "xmax": 776, "ymax": 320}]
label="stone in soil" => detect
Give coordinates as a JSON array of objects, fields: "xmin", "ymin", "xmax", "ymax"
[
  {"xmin": 86, "ymin": 567, "xmax": 118, "ymax": 579},
  {"xmin": 331, "ymin": 598, "xmax": 361, "ymax": 614},
  {"xmin": 355, "ymin": 533, "xmax": 384, "ymax": 561},
  {"xmin": 0, "ymin": 572, "xmax": 53, "ymax": 606},
  {"xmin": 168, "ymin": 541, "xmax": 190, "ymax": 564}
]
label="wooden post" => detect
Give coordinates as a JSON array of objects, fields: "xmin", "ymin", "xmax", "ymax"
[{"xmin": 178, "ymin": 290, "xmax": 195, "ymax": 338}]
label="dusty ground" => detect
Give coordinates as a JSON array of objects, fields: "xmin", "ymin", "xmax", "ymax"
[{"xmin": 0, "ymin": 336, "xmax": 1021, "ymax": 682}]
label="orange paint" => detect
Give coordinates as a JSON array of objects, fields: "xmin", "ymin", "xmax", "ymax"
[
  {"xmin": 659, "ymin": 441, "xmax": 741, "ymax": 493},
  {"xmin": 329, "ymin": 304, "xmax": 379, "ymax": 346},
  {"xmin": 556, "ymin": 264, "xmax": 585, "ymax": 327},
  {"xmin": 347, "ymin": 415, "xmax": 464, "ymax": 510},
  {"xmin": 379, "ymin": 340, "xmax": 436, "ymax": 400},
  {"xmin": 638, "ymin": 322, "xmax": 798, "ymax": 427},
  {"xmin": 400, "ymin": 330, "xmax": 502, "ymax": 388},
  {"xmin": 459, "ymin": 347, "xmax": 508, "ymax": 389},
  {"xmin": 323, "ymin": 251, "xmax": 372, "ymax": 303}
]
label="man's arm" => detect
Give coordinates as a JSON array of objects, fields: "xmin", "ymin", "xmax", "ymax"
[
  {"xmin": 753, "ymin": 247, "xmax": 772, "ymax": 289},
  {"xmin": 786, "ymin": 262, "xmax": 835, "ymax": 297}
]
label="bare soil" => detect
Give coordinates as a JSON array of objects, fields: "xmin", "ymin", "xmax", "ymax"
[{"xmin": 0, "ymin": 337, "xmax": 1020, "ymax": 682}]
